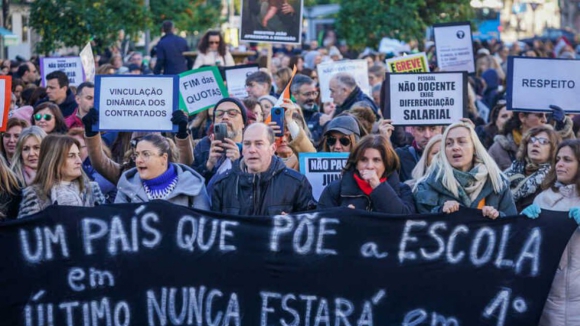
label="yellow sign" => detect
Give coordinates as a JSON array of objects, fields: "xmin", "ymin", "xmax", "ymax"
[{"xmin": 386, "ymin": 53, "xmax": 430, "ymax": 73}]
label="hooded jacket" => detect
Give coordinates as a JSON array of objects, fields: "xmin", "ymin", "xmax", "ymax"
[
  {"xmin": 335, "ymin": 86, "xmax": 379, "ymax": 118},
  {"xmin": 115, "ymin": 163, "xmax": 210, "ymax": 210},
  {"xmin": 211, "ymin": 156, "xmax": 316, "ymax": 216},
  {"xmin": 37, "ymin": 88, "xmax": 78, "ymax": 118}
]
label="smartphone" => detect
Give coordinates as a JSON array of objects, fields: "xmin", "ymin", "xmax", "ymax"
[
  {"xmin": 214, "ymin": 123, "xmax": 228, "ymax": 142},
  {"xmin": 271, "ymin": 107, "xmax": 285, "ymax": 137}
]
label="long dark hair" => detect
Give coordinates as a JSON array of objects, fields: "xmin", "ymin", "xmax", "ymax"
[
  {"xmin": 197, "ymin": 30, "xmax": 226, "ymax": 57},
  {"xmin": 542, "ymin": 139, "xmax": 580, "ymax": 192},
  {"xmin": 344, "ymin": 134, "xmax": 400, "ymax": 178},
  {"xmin": 32, "ymin": 102, "xmax": 68, "ymax": 134}
]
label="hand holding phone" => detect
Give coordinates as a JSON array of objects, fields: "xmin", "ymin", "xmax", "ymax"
[
  {"xmin": 271, "ymin": 107, "xmax": 285, "ymax": 137},
  {"xmin": 214, "ymin": 123, "xmax": 228, "ymax": 142}
]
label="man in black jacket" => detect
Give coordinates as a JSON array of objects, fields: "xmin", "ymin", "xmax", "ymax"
[
  {"xmin": 329, "ymin": 72, "xmax": 379, "ymax": 117},
  {"xmin": 153, "ymin": 20, "xmax": 192, "ymax": 75},
  {"xmin": 211, "ymin": 123, "xmax": 316, "ymax": 216}
]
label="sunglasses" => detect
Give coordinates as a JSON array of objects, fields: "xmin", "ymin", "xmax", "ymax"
[
  {"xmin": 326, "ymin": 136, "xmax": 351, "ymax": 147},
  {"xmin": 33, "ymin": 113, "xmax": 53, "ymax": 121}
]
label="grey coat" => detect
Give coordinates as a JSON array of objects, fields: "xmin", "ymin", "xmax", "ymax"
[{"xmin": 115, "ymin": 163, "xmax": 210, "ymax": 210}]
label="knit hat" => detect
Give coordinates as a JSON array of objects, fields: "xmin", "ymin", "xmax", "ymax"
[
  {"xmin": 258, "ymin": 95, "xmax": 277, "ymax": 106},
  {"xmin": 213, "ymin": 97, "xmax": 248, "ymax": 125},
  {"xmin": 10, "ymin": 105, "xmax": 33, "ymax": 122}
]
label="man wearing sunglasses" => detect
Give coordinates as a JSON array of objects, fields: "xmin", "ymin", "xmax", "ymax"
[{"xmin": 396, "ymin": 125, "xmax": 444, "ymax": 182}]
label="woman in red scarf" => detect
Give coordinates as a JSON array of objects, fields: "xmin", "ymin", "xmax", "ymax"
[{"xmin": 318, "ymin": 134, "xmax": 416, "ymax": 213}]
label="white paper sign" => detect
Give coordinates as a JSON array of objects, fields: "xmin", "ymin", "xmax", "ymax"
[
  {"xmin": 40, "ymin": 57, "xmax": 85, "ymax": 86},
  {"xmin": 179, "ymin": 67, "xmax": 227, "ymax": 115},
  {"xmin": 317, "ymin": 60, "xmax": 370, "ymax": 103},
  {"xmin": 387, "ymin": 72, "xmax": 466, "ymax": 126},
  {"xmin": 79, "ymin": 42, "xmax": 96, "ymax": 83},
  {"xmin": 224, "ymin": 65, "xmax": 259, "ymax": 98},
  {"xmin": 433, "ymin": 23, "xmax": 475, "ymax": 73},
  {"xmin": 299, "ymin": 152, "xmax": 349, "ymax": 201},
  {"xmin": 96, "ymin": 75, "xmax": 178, "ymax": 132},
  {"xmin": 507, "ymin": 56, "xmax": 580, "ymax": 112}
]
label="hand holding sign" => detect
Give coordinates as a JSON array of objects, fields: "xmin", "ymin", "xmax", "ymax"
[
  {"xmin": 482, "ymin": 206, "xmax": 500, "ymax": 220},
  {"xmin": 378, "ymin": 119, "xmax": 395, "ymax": 138},
  {"xmin": 442, "ymin": 200, "xmax": 460, "ymax": 214},
  {"xmin": 549, "ymin": 105, "xmax": 565, "ymax": 127},
  {"xmin": 171, "ymin": 110, "xmax": 189, "ymax": 139},
  {"xmin": 82, "ymin": 108, "xmax": 99, "ymax": 137}
]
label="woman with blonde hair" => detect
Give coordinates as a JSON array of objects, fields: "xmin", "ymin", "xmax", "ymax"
[
  {"xmin": 11, "ymin": 126, "xmax": 47, "ymax": 186},
  {"xmin": 405, "ymin": 134, "xmax": 442, "ymax": 188},
  {"xmin": 18, "ymin": 135, "xmax": 105, "ymax": 218},
  {"xmin": 0, "ymin": 155, "xmax": 21, "ymax": 219},
  {"xmin": 414, "ymin": 121, "xmax": 516, "ymax": 218}
]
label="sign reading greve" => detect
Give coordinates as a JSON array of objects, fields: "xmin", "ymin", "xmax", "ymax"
[
  {"xmin": 95, "ymin": 75, "xmax": 179, "ymax": 132},
  {"xmin": 317, "ymin": 60, "xmax": 370, "ymax": 103},
  {"xmin": 386, "ymin": 53, "xmax": 430, "ymax": 73},
  {"xmin": 299, "ymin": 152, "xmax": 348, "ymax": 201},
  {"xmin": 0, "ymin": 202, "xmax": 576, "ymax": 326},
  {"xmin": 0, "ymin": 75, "xmax": 12, "ymax": 132},
  {"xmin": 433, "ymin": 22, "xmax": 475, "ymax": 74},
  {"xmin": 223, "ymin": 64, "xmax": 259, "ymax": 98},
  {"xmin": 179, "ymin": 66, "xmax": 228, "ymax": 115},
  {"xmin": 40, "ymin": 57, "xmax": 85, "ymax": 87},
  {"xmin": 507, "ymin": 56, "xmax": 580, "ymax": 112},
  {"xmin": 384, "ymin": 72, "xmax": 468, "ymax": 126}
]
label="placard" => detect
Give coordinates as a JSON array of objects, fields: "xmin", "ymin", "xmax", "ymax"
[
  {"xmin": 0, "ymin": 76, "xmax": 12, "ymax": 132},
  {"xmin": 386, "ymin": 53, "xmax": 430, "ymax": 73},
  {"xmin": 79, "ymin": 42, "xmax": 96, "ymax": 83},
  {"xmin": 317, "ymin": 60, "xmax": 370, "ymax": 103},
  {"xmin": 40, "ymin": 57, "xmax": 85, "ymax": 87},
  {"xmin": 0, "ymin": 202, "xmax": 576, "ymax": 325},
  {"xmin": 223, "ymin": 64, "xmax": 259, "ymax": 98},
  {"xmin": 384, "ymin": 72, "xmax": 467, "ymax": 126},
  {"xmin": 178, "ymin": 66, "xmax": 228, "ymax": 115},
  {"xmin": 299, "ymin": 152, "xmax": 349, "ymax": 201},
  {"xmin": 95, "ymin": 75, "xmax": 179, "ymax": 132},
  {"xmin": 433, "ymin": 22, "xmax": 475, "ymax": 73},
  {"xmin": 240, "ymin": 0, "xmax": 303, "ymax": 44},
  {"xmin": 507, "ymin": 56, "xmax": 580, "ymax": 112}
]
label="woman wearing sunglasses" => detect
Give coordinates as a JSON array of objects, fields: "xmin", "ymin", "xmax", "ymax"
[
  {"xmin": 31, "ymin": 102, "xmax": 68, "ymax": 134},
  {"xmin": 320, "ymin": 115, "xmax": 362, "ymax": 153},
  {"xmin": 193, "ymin": 30, "xmax": 234, "ymax": 69},
  {"xmin": 318, "ymin": 134, "xmax": 415, "ymax": 213},
  {"xmin": 11, "ymin": 126, "xmax": 47, "ymax": 186},
  {"xmin": 504, "ymin": 125, "xmax": 560, "ymax": 212},
  {"xmin": 115, "ymin": 134, "xmax": 210, "ymax": 209}
]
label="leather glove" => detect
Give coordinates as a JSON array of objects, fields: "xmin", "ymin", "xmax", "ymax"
[
  {"xmin": 569, "ymin": 207, "xmax": 580, "ymax": 225},
  {"xmin": 171, "ymin": 110, "xmax": 189, "ymax": 139},
  {"xmin": 549, "ymin": 105, "xmax": 565, "ymax": 128},
  {"xmin": 521, "ymin": 204, "xmax": 541, "ymax": 219},
  {"xmin": 82, "ymin": 108, "xmax": 99, "ymax": 137}
]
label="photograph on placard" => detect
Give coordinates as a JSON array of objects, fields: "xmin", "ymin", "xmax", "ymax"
[{"xmin": 240, "ymin": 0, "xmax": 303, "ymax": 44}]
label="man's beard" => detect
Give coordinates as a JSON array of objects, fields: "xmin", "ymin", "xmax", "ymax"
[{"xmin": 302, "ymin": 102, "xmax": 315, "ymax": 111}]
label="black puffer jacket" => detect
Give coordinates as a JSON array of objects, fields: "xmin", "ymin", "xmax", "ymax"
[
  {"xmin": 211, "ymin": 156, "xmax": 316, "ymax": 216},
  {"xmin": 317, "ymin": 170, "xmax": 416, "ymax": 214}
]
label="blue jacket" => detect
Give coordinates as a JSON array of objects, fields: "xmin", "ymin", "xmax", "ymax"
[
  {"xmin": 414, "ymin": 170, "xmax": 517, "ymax": 217},
  {"xmin": 153, "ymin": 33, "xmax": 191, "ymax": 75},
  {"xmin": 335, "ymin": 86, "xmax": 379, "ymax": 118}
]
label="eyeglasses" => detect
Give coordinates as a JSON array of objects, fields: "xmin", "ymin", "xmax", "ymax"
[
  {"xmin": 215, "ymin": 109, "xmax": 241, "ymax": 118},
  {"xmin": 326, "ymin": 136, "xmax": 351, "ymax": 147},
  {"xmin": 33, "ymin": 113, "xmax": 53, "ymax": 121},
  {"xmin": 299, "ymin": 91, "xmax": 319, "ymax": 97},
  {"xmin": 529, "ymin": 136, "xmax": 550, "ymax": 145},
  {"xmin": 209, "ymin": 41, "xmax": 220, "ymax": 45},
  {"xmin": 131, "ymin": 151, "xmax": 161, "ymax": 161}
]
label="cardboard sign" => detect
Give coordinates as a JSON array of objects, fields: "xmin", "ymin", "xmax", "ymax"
[
  {"xmin": 40, "ymin": 57, "xmax": 85, "ymax": 87},
  {"xmin": 507, "ymin": 56, "xmax": 580, "ymax": 112},
  {"xmin": 178, "ymin": 66, "xmax": 228, "ymax": 115},
  {"xmin": 433, "ymin": 22, "xmax": 475, "ymax": 73},
  {"xmin": 223, "ymin": 64, "xmax": 259, "ymax": 98},
  {"xmin": 299, "ymin": 152, "xmax": 349, "ymax": 201},
  {"xmin": 0, "ymin": 76, "xmax": 12, "ymax": 132},
  {"xmin": 386, "ymin": 53, "xmax": 430, "ymax": 73},
  {"xmin": 317, "ymin": 60, "xmax": 370, "ymax": 103},
  {"xmin": 384, "ymin": 72, "xmax": 467, "ymax": 125},
  {"xmin": 0, "ymin": 202, "xmax": 576, "ymax": 325},
  {"xmin": 240, "ymin": 0, "xmax": 303, "ymax": 44},
  {"xmin": 95, "ymin": 75, "xmax": 179, "ymax": 132}
]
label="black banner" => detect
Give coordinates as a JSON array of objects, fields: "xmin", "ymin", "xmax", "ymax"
[{"xmin": 0, "ymin": 202, "xmax": 576, "ymax": 326}]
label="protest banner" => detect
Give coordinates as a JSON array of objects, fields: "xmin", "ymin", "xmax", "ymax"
[
  {"xmin": 385, "ymin": 53, "xmax": 430, "ymax": 73},
  {"xmin": 0, "ymin": 76, "xmax": 12, "ymax": 132},
  {"xmin": 223, "ymin": 64, "xmax": 259, "ymax": 98},
  {"xmin": 40, "ymin": 57, "xmax": 85, "ymax": 87},
  {"xmin": 178, "ymin": 66, "xmax": 228, "ymax": 115},
  {"xmin": 79, "ymin": 42, "xmax": 96, "ymax": 83},
  {"xmin": 433, "ymin": 22, "xmax": 475, "ymax": 73},
  {"xmin": 240, "ymin": 0, "xmax": 303, "ymax": 44},
  {"xmin": 0, "ymin": 201, "xmax": 576, "ymax": 325},
  {"xmin": 95, "ymin": 75, "xmax": 179, "ymax": 132},
  {"xmin": 384, "ymin": 72, "xmax": 467, "ymax": 126},
  {"xmin": 317, "ymin": 60, "xmax": 370, "ymax": 103},
  {"xmin": 299, "ymin": 152, "xmax": 348, "ymax": 201},
  {"xmin": 507, "ymin": 56, "xmax": 580, "ymax": 113}
]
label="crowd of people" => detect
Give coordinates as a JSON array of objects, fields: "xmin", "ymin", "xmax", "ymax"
[{"xmin": 1, "ymin": 21, "xmax": 580, "ymax": 324}]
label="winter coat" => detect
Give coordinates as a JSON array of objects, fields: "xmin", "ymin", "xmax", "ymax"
[
  {"xmin": 37, "ymin": 89, "xmax": 78, "ymax": 118},
  {"xmin": 0, "ymin": 188, "xmax": 21, "ymax": 220},
  {"xmin": 318, "ymin": 170, "xmax": 416, "ymax": 214},
  {"xmin": 414, "ymin": 170, "xmax": 517, "ymax": 217},
  {"xmin": 395, "ymin": 145, "xmax": 422, "ymax": 182},
  {"xmin": 503, "ymin": 160, "xmax": 550, "ymax": 212},
  {"xmin": 335, "ymin": 86, "xmax": 379, "ymax": 118},
  {"xmin": 533, "ymin": 185, "xmax": 580, "ymax": 326},
  {"xmin": 115, "ymin": 163, "xmax": 210, "ymax": 210},
  {"xmin": 192, "ymin": 51, "xmax": 235, "ymax": 69},
  {"xmin": 488, "ymin": 133, "xmax": 518, "ymax": 171},
  {"xmin": 153, "ymin": 32, "xmax": 191, "ymax": 75},
  {"xmin": 211, "ymin": 156, "xmax": 316, "ymax": 216}
]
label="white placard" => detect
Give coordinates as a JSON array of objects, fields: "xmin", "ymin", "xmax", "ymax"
[
  {"xmin": 96, "ymin": 75, "xmax": 178, "ymax": 132},
  {"xmin": 79, "ymin": 42, "xmax": 96, "ymax": 83},
  {"xmin": 317, "ymin": 60, "xmax": 370, "ymax": 103},
  {"xmin": 299, "ymin": 152, "xmax": 349, "ymax": 201},
  {"xmin": 387, "ymin": 72, "xmax": 466, "ymax": 126},
  {"xmin": 179, "ymin": 67, "xmax": 227, "ymax": 115},
  {"xmin": 40, "ymin": 57, "xmax": 85, "ymax": 87},
  {"xmin": 507, "ymin": 56, "xmax": 580, "ymax": 112},
  {"xmin": 224, "ymin": 65, "xmax": 259, "ymax": 98},
  {"xmin": 433, "ymin": 23, "xmax": 475, "ymax": 73}
]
